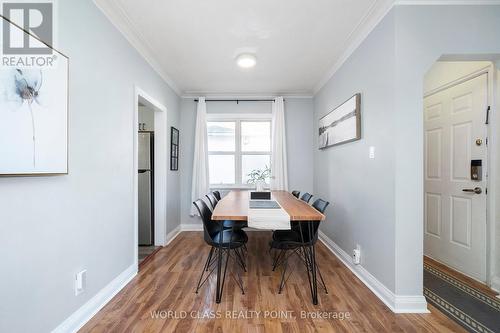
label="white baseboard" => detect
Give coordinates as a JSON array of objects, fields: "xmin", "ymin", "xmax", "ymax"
[
  {"xmin": 165, "ymin": 225, "xmax": 182, "ymax": 245},
  {"xmin": 52, "ymin": 227, "xmax": 187, "ymax": 333},
  {"xmin": 318, "ymin": 230, "xmax": 429, "ymax": 313},
  {"xmin": 491, "ymin": 275, "xmax": 500, "ymax": 296},
  {"xmin": 52, "ymin": 264, "xmax": 137, "ymax": 333},
  {"xmin": 180, "ymin": 223, "xmax": 203, "ymax": 231}
]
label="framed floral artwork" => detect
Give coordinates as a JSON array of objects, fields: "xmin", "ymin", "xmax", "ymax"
[{"xmin": 0, "ymin": 16, "xmax": 69, "ymax": 175}]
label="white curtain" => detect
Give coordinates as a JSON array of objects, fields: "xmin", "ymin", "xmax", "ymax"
[
  {"xmin": 190, "ymin": 97, "xmax": 210, "ymax": 215},
  {"xmin": 270, "ymin": 97, "xmax": 288, "ymax": 190}
]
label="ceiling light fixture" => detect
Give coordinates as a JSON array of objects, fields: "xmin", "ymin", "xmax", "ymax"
[{"xmin": 236, "ymin": 53, "xmax": 257, "ymax": 68}]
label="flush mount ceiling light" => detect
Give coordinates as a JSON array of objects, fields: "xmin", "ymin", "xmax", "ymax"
[{"xmin": 236, "ymin": 53, "xmax": 257, "ymax": 68}]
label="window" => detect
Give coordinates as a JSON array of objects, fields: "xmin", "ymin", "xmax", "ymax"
[{"xmin": 207, "ymin": 118, "xmax": 271, "ymax": 187}]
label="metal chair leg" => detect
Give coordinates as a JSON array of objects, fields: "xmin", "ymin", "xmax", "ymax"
[
  {"xmin": 272, "ymin": 249, "xmax": 286, "ymax": 271},
  {"xmin": 196, "ymin": 247, "xmax": 215, "ymax": 294},
  {"xmin": 278, "ymin": 257, "xmax": 288, "ymax": 294},
  {"xmin": 234, "ymin": 247, "xmax": 247, "ymax": 272},
  {"xmin": 205, "ymin": 247, "xmax": 214, "ymax": 272},
  {"xmin": 316, "ymin": 264, "xmax": 328, "ymax": 294}
]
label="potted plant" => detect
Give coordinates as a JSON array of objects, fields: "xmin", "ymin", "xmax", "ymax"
[{"xmin": 247, "ymin": 165, "xmax": 271, "ymax": 191}]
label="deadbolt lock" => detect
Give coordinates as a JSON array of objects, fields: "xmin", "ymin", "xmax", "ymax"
[{"xmin": 476, "ymin": 138, "xmax": 483, "ymax": 146}]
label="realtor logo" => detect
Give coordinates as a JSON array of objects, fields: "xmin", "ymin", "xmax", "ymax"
[
  {"xmin": 2, "ymin": 2, "xmax": 53, "ymax": 54},
  {"xmin": 1, "ymin": 1, "xmax": 57, "ymax": 67}
]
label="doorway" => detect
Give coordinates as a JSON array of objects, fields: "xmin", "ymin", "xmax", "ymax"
[
  {"xmin": 138, "ymin": 103, "xmax": 159, "ymax": 265},
  {"xmin": 424, "ymin": 67, "xmax": 488, "ymax": 282},
  {"xmin": 134, "ymin": 87, "xmax": 168, "ymax": 270},
  {"xmin": 422, "ymin": 60, "xmax": 500, "ymax": 331}
]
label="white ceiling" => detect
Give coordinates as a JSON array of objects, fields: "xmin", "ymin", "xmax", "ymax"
[{"xmin": 95, "ymin": 0, "xmax": 395, "ymax": 96}]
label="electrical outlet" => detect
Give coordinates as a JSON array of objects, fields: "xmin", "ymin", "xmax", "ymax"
[
  {"xmin": 75, "ymin": 270, "xmax": 86, "ymax": 296},
  {"xmin": 353, "ymin": 245, "xmax": 361, "ymax": 265}
]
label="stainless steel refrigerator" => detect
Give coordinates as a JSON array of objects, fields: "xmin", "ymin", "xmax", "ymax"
[{"xmin": 138, "ymin": 131, "xmax": 154, "ymax": 246}]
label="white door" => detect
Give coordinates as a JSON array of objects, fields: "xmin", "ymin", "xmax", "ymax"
[{"xmin": 424, "ymin": 74, "xmax": 488, "ymax": 282}]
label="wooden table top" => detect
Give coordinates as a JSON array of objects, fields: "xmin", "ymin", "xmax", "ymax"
[{"xmin": 212, "ymin": 190, "xmax": 325, "ymax": 221}]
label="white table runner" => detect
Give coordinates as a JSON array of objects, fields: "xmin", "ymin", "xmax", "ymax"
[{"xmin": 247, "ymin": 201, "xmax": 291, "ymax": 230}]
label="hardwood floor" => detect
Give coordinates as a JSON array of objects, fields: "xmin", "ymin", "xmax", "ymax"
[
  {"xmin": 139, "ymin": 246, "xmax": 162, "ymax": 269},
  {"xmin": 81, "ymin": 232, "xmax": 465, "ymax": 333}
]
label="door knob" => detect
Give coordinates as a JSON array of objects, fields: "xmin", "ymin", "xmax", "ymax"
[{"xmin": 462, "ymin": 187, "xmax": 482, "ymax": 194}]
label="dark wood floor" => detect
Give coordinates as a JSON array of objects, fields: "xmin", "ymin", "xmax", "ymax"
[{"xmin": 81, "ymin": 232, "xmax": 465, "ymax": 333}]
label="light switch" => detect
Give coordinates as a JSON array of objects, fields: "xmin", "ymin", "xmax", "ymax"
[{"xmin": 369, "ymin": 146, "xmax": 375, "ymax": 159}]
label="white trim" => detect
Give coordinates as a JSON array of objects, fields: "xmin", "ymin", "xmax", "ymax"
[
  {"xmin": 180, "ymin": 223, "xmax": 204, "ymax": 231},
  {"xmin": 51, "ymin": 226, "xmax": 186, "ymax": 333},
  {"xmin": 95, "ymin": 0, "xmax": 500, "ymax": 97},
  {"xmin": 424, "ymin": 65, "xmax": 492, "ymax": 97},
  {"xmin": 165, "ymin": 225, "xmax": 182, "ymax": 246},
  {"xmin": 424, "ymin": 63, "xmax": 498, "ymax": 289},
  {"xmin": 51, "ymin": 264, "xmax": 137, "ymax": 333},
  {"xmin": 491, "ymin": 276, "xmax": 500, "ymax": 293},
  {"xmin": 313, "ymin": 0, "xmax": 394, "ymax": 94},
  {"xmin": 93, "ymin": 0, "xmax": 182, "ymax": 96},
  {"xmin": 395, "ymin": 0, "xmax": 500, "ymax": 4},
  {"xmin": 134, "ymin": 86, "xmax": 168, "ymax": 272},
  {"xmin": 318, "ymin": 230, "xmax": 429, "ymax": 313},
  {"xmin": 313, "ymin": 0, "xmax": 500, "ymax": 94}
]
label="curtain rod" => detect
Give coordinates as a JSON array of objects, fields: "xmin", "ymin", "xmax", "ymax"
[{"xmin": 193, "ymin": 99, "xmax": 277, "ymax": 103}]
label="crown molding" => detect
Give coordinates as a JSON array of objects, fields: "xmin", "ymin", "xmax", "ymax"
[
  {"xmin": 95, "ymin": 0, "xmax": 499, "ymax": 98},
  {"xmin": 93, "ymin": 0, "xmax": 182, "ymax": 96},
  {"xmin": 313, "ymin": 0, "xmax": 500, "ymax": 95},
  {"xmin": 395, "ymin": 0, "xmax": 500, "ymax": 4},
  {"xmin": 313, "ymin": 0, "xmax": 395, "ymax": 94}
]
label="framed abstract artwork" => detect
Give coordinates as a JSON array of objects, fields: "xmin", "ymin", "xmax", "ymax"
[
  {"xmin": 318, "ymin": 93, "xmax": 361, "ymax": 149},
  {"xmin": 0, "ymin": 16, "xmax": 69, "ymax": 175},
  {"xmin": 170, "ymin": 127, "xmax": 179, "ymax": 171}
]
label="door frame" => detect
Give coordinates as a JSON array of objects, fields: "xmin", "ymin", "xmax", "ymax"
[
  {"xmin": 133, "ymin": 86, "xmax": 168, "ymax": 269},
  {"xmin": 423, "ymin": 63, "xmax": 497, "ymax": 287}
]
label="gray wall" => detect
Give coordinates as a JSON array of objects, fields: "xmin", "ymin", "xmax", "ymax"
[
  {"xmin": 314, "ymin": 4, "xmax": 500, "ymax": 297},
  {"xmin": 314, "ymin": 11, "xmax": 397, "ymax": 291},
  {"xmin": 0, "ymin": 1, "xmax": 181, "ymax": 332},
  {"xmin": 180, "ymin": 98, "xmax": 314, "ymax": 226}
]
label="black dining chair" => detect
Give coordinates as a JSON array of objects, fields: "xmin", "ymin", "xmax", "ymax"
[
  {"xmin": 270, "ymin": 198, "xmax": 330, "ymax": 300},
  {"xmin": 300, "ymin": 192, "xmax": 313, "ymax": 203},
  {"xmin": 207, "ymin": 192, "xmax": 248, "ymax": 231},
  {"xmin": 213, "ymin": 190, "xmax": 222, "ymax": 201},
  {"xmin": 193, "ymin": 199, "xmax": 248, "ymax": 300},
  {"xmin": 205, "ymin": 192, "xmax": 219, "ymax": 210},
  {"xmin": 291, "ymin": 190, "xmax": 300, "ymax": 199}
]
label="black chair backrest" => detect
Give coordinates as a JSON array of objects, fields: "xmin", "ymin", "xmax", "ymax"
[
  {"xmin": 292, "ymin": 198, "xmax": 328, "ymax": 246},
  {"xmin": 291, "ymin": 190, "xmax": 300, "ymax": 199},
  {"xmin": 300, "ymin": 192, "xmax": 313, "ymax": 203},
  {"xmin": 193, "ymin": 199, "xmax": 221, "ymax": 244},
  {"xmin": 213, "ymin": 190, "xmax": 221, "ymax": 201},
  {"xmin": 205, "ymin": 193, "xmax": 219, "ymax": 209},
  {"xmin": 312, "ymin": 198, "xmax": 329, "ymax": 214}
]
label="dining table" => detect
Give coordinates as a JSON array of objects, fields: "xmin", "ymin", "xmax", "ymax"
[{"xmin": 211, "ymin": 190, "xmax": 325, "ymax": 304}]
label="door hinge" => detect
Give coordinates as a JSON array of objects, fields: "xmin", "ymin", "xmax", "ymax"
[
  {"xmin": 485, "ymin": 106, "xmax": 490, "ymax": 125},
  {"xmin": 485, "ymin": 187, "xmax": 488, "ymax": 195}
]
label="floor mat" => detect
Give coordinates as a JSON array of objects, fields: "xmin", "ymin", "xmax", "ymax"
[{"xmin": 424, "ymin": 263, "xmax": 500, "ymax": 333}]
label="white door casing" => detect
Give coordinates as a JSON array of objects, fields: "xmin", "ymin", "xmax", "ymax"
[{"xmin": 424, "ymin": 74, "xmax": 488, "ymax": 282}]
